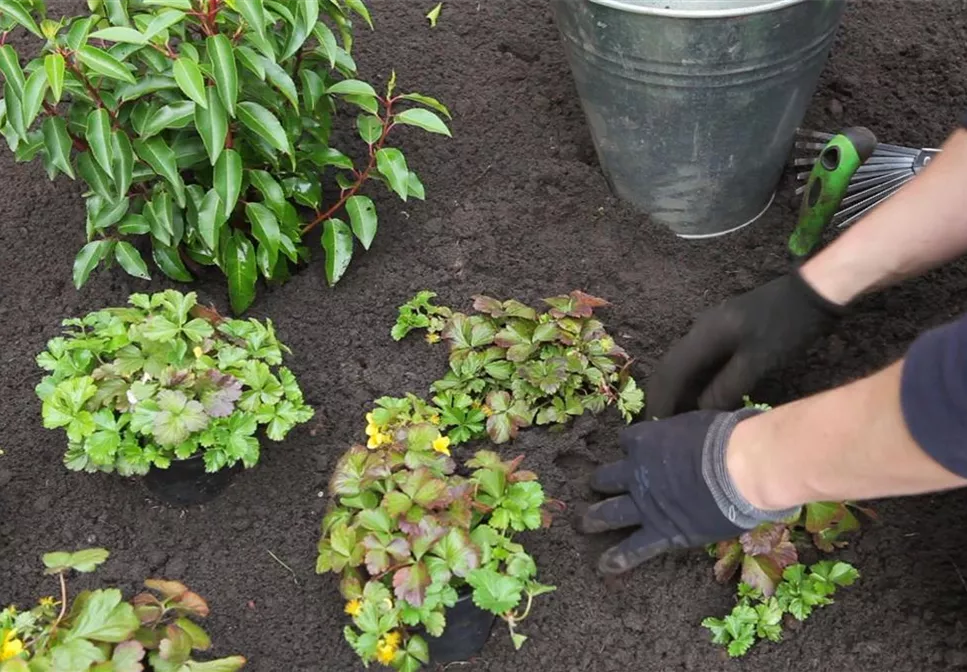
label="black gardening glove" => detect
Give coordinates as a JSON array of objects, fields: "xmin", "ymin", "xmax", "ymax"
[
  {"xmin": 577, "ymin": 410, "xmax": 798, "ymax": 575},
  {"xmin": 645, "ymin": 271, "xmax": 846, "ymax": 419}
]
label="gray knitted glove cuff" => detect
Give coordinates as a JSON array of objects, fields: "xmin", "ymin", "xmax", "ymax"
[{"xmin": 701, "ymin": 408, "xmax": 800, "ymax": 530}]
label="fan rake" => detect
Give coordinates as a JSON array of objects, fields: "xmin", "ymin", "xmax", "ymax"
[{"xmin": 794, "ymin": 129, "xmax": 941, "ymax": 229}]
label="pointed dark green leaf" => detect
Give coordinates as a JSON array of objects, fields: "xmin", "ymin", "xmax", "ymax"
[
  {"xmin": 245, "ymin": 202, "xmax": 280, "ymax": 268},
  {"xmin": 134, "ymin": 136, "xmax": 185, "ymax": 207},
  {"xmin": 0, "ymin": 0, "xmax": 42, "ymax": 37},
  {"xmin": 77, "ymin": 151, "xmax": 116, "ymax": 201},
  {"xmin": 152, "ymin": 241, "xmax": 193, "ymax": 281},
  {"xmin": 173, "ymin": 57, "xmax": 208, "ymax": 109},
  {"xmin": 146, "ymin": 191, "xmax": 175, "ymax": 245},
  {"xmin": 194, "ymin": 85, "xmax": 227, "ymax": 165},
  {"xmin": 327, "ymin": 79, "xmax": 377, "ymax": 97},
  {"xmin": 66, "ymin": 16, "xmax": 95, "ymax": 51},
  {"xmin": 77, "ymin": 46, "xmax": 136, "ymax": 84},
  {"xmin": 214, "ymin": 148, "xmax": 242, "ymax": 219},
  {"xmin": 115, "ymin": 241, "xmax": 150, "ymax": 279},
  {"xmin": 206, "ymin": 34, "xmax": 238, "ymax": 117},
  {"xmin": 143, "ymin": 9, "xmax": 186, "ymax": 39},
  {"xmin": 394, "ymin": 108, "xmax": 451, "ymax": 136},
  {"xmin": 248, "ymin": 169, "xmax": 285, "ymax": 212},
  {"xmin": 345, "ymin": 195, "xmax": 377, "ymax": 250},
  {"xmin": 4, "ymin": 83, "xmax": 25, "ymax": 141},
  {"xmin": 399, "ymin": 93, "xmax": 451, "ymax": 119},
  {"xmin": 237, "ymin": 101, "xmax": 290, "ymax": 155},
  {"xmin": 21, "ymin": 66, "xmax": 48, "ymax": 129},
  {"xmin": 235, "ymin": 0, "xmax": 268, "ymax": 49},
  {"xmin": 117, "ymin": 75, "xmax": 178, "ymax": 103},
  {"xmin": 311, "ymin": 22, "xmax": 337, "ymax": 68},
  {"xmin": 376, "ymin": 147, "xmax": 408, "ymax": 200},
  {"xmin": 73, "ymin": 240, "xmax": 112, "ymax": 288},
  {"xmin": 236, "ymin": 45, "xmax": 265, "ymax": 79},
  {"xmin": 321, "ymin": 218, "xmax": 353, "ymax": 286},
  {"xmin": 86, "ymin": 108, "xmax": 113, "ymax": 174},
  {"xmin": 0, "ymin": 44, "xmax": 25, "ymax": 98},
  {"xmin": 224, "ymin": 231, "xmax": 257, "ymax": 313},
  {"xmin": 197, "ymin": 188, "xmax": 224, "ymax": 252},
  {"xmin": 357, "ymin": 114, "xmax": 382, "ymax": 145},
  {"xmin": 261, "ymin": 57, "xmax": 298, "ymax": 109},
  {"xmin": 344, "ymin": 0, "xmax": 373, "ymax": 28},
  {"xmin": 141, "ymin": 100, "xmax": 195, "ymax": 138},
  {"xmin": 42, "ymin": 115, "xmax": 75, "ymax": 179},
  {"xmin": 103, "ymin": 0, "xmax": 131, "ymax": 27},
  {"xmin": 89, "ymin": 26, "xmax": 147, "ymax": 44},
  {"xmin": 45, "ymin": 53, "xmax": 65, "ymax": 103},
  {"xmin": 118, "ymin": 213, "xmax": 149, "ymax": 235},
  {"xmin": 112, "ymin": 130, "xmax": 134, "ymax": 198}
]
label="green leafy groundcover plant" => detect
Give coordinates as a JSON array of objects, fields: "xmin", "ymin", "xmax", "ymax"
[
  {"xmin": 389, "ymin": 290, "xmax": 644, "ymax": 444},
  {"xmin": 317, "ymin": 406, "xmax": 557, "ymax": 672},
  {"xmin": 36, "ymin": 289, "xmax": 313, "ymax": 475},
  {"xmin": 702, "ymin": 561, "xmax": 859, "ymax": 658},
  {"xmin": 0, "ymin": 548, "xmax": 245, "ymax": 670},
  {"xmin": 0, "ymin": 0, "xmax": 450, "ymax": 312}
]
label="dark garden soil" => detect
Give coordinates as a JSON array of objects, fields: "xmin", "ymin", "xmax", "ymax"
[{"xmin": 3, "ymin": 1, "xmax": 967, "ymax": 670}]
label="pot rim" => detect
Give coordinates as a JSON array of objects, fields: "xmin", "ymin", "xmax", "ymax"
[{"xmin": 587, "ymin": 0, "xmax": 811, "ymax": 20}]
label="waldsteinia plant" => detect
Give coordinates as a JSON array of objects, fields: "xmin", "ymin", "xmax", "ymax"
[
  {"xmin": 0, "ymin": 0, "xmax": 450, "ymax": 312},
  {"xmin": 36, "ymin": 289, "xmax": 313, "ymax": 474}
]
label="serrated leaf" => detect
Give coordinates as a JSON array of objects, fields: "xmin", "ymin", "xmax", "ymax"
[
  {"xmin": 77, "ymin": 45, "xmax": 136, "ymax": 84},
  {"xmin": 45, "ymin": 53, "xmax": 66, "ymax": 103},
  {"xmin": 43, "ymin": 547, "xmax": 110, "ymax": 573},
  {"xmin": 321, "ymin": 218, "xmax": 353, "ymax": 286},
  {"xmin": 345, "ymin": 195, "xmax": 377, "ymax": 249},
  {"xmin": 376, "ymin": 147, "xmax": 408, "ymax": 200},
  {"xmin": 43, "ymin": 115, "xmax": 75, "ymax": 179},
  {"xmin": 393, "ymin": 562, "xmax": 430, "ymax": 607},
  {"xmin": 115, "ymin": 241, "xmax": 150, "ymax": 280},
  {"xmin": 394, "ymin": 108, "xmax": 451, "ymax": 136},
  {"xmin": 67, "ymin": 588, "xmax": 140, "ymax": 642},
  {"xmin": 467, "ymin": 568, "xmax": 522, "ymax": 614},
  {"xmin": 224, "ymin": 231, "xmax": 257, "ymax": 314},
  {"xmin": 237, "ymin": 101, "xmax": 291, "ymax": 155},
  {"xmin": 73, "ymin": 240, "xmax": 111, "ymax": 288},
  {"xmin": 207, "ymin": 34, "xmax": 238, "ymax": 117},
  {"xmin": 173, "ymin": 57, "xmax": 208, "ymax": 108},
  {"xmin": 90, "ymin": 26, "xmax": 147, "ymax": 44},
  {"xmin": 214, "ymin": 148, "xmax": 242, "ymax": 219}
]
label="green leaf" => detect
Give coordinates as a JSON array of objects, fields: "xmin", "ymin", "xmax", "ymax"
[
  {"xmin": 0, "ymin": 0, "xmax": 41, "ymax": 37},
  {"xmin": 235, "ymin": 0, "xmax": 269, "ymax": 50},
  {"xmin": 141, "ymin": 100, "xmax": 196, "ymax": 138},
  {"xmin": 135, "ymin": 137, "xmax": 185, "ymax": 206},
  {"xmin": 90, "ymin": 26, "xmax": 147, "ymax": 44},
  {"xmin": 118, "ymin": 213, "xmax": 150, "ymax": 235},
  {"xmin": 467, "ymin": 568, "xmax": 523, "ymax": 614},
  {"xmin": 236, "ymin": 45, "xmax": 265, "ymax": 79},
  {"xmin": 66, "ymin": 588, "xmax": 140, "ymax": 642},
  {"xmin": 345, "ymin": 195, "xmax": 377, "ymax": 250},
  {"xmin": 173, "ymin": 57, "xmax": 208, "ymax": 109},
  {"xmin": 426, "ymin": 2, "xmax": 442, "ymax": 27},
  {"xmin": 207, "ymin": 34, "xmax": 238, "ymax": 117},
  {"xmin": 327, "ymin": 78, "xmax": 377, "ymax": 97},
  {"xmin": 224, "ymin": 231, "xmax": 257, "ymax": 314},
  {"xmin": 20, "ymin": 66, "xmax": 48, "ymax": 129},
  {"xmin": 394, "ymin": 108, "xmax": 451, "ymax": 136},
  {"xmin": 154, "ymin": 389, "xmax": 209, "ymax": 445},
  {"xmin": 51, "ymin": 639, "xmax": 106, "ymax": 671},
  {"xmin": 197, "ymin": 188, "xmax": 224, "ymax": 252},
  {"xmin": 312, "ymin": 22, "xmax": 338, "ymax": 68},
  {"xmin": 78, "ymin": 151, "xmax": 115, "ymax": 202},
  {"xmin": 112, "ymin": 129, "xmax": 134, "ymax": 198},
  {"xmin": 77, "ymin": 46, "xmax": 136, "ymax": 84},
  {"xmin": 237, "ymin": 101, "xmax": 291, "ymax": 155},
  {"xmin": 321, "ymin": 218, "xmax": 353, "ymax": 286},
  {"xmin": 115, "ymin": 241, "xmax": 150, "ymax": 280},
  {"xmin": 144, "ymin": 9, "xmax": 187, "ymax": 39},
  {"xmin": 399, "ymin": 92, "xmax": 451, "ymax": 119},
  {"xmin": 111, "ymin": 641, "xmax": 146, "ymax": 672},
  {"xmin": 73, "ymin": 240, "xmax": 112, "ymax": 288},
  {"xmin": 376, "ymin": 147, "xmax": 409, "ymax": 200},
  {"xmin": 0, "ymin": 44, "xmax": 24, "ymax": 98},
  {"xmin": 357, "ymin": 114, "xmax": 382, "ymax": 144},
  {"xmin": 152, "ymin": 242, "xmax": 193, "ymax": 281},
  {"xmin": 43, "ymin": 548, "xmax": 110, "ymax": 573},
  {"xmin": 183, "ymin": 656, "xmax": 247, "ymax": 672},
  {"xmin": 245, "ymin": 202, "xmax": 280, "ymax": 269},
  {"xmin": 262, "ymin": 57, "xmax": 299, "ymax": 109},
  {"xmin": 43, "ymin": 115, "xmax": 75, "ymax": 179},
  {"xmin": 45, "ymin": 53, "xmax": 66, "ymax": 103},
  {"xmin": 248, "ymin": 169, "xmax": 285, "ymax": 212},
  {"xmin": 214, "ymin": 148, "xmax": 242, "ymax": 219},
  {"xmin": 195, "ymin": 85, "xmax": 228, "ymax": 165}
]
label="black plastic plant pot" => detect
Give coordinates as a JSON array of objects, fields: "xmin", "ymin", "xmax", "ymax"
[
  {"xmin": 427, "ymin": 592, "xmax": 496, "ymax": 664},
  {"xmin": 142, "ymin": 456, "xmax": 242, "ymax": 506}
]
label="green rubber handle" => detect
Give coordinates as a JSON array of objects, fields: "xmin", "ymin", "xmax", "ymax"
[{"xmin": 788, "ymin": 127, "xmax": 877, "ymax": 257}]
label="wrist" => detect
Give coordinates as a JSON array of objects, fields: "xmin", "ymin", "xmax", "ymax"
[
  {"xmin": 798, "ymin": 256, "xmax": 863, "ymax": 308},
  {"xmin": 725, "ymin": 414, "xmax": 804, "ymax": 511}
]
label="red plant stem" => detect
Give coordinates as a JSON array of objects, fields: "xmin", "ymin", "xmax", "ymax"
[
  {"xmin": 301, "ymin": 97, "xmax": 396, "ymax": 236},
  {"xmin": 0, "ymin": 31, "xmax": 8, "ymax": 46},
  {"xmin": 42, "ymin": 573, "xmax": 69, "ymax": 651},
  {"xmin": 64, "ymin": 53, "xmax": 119, "ymax": 124}
]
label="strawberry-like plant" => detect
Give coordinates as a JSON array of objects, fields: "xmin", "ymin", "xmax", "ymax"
[
  {"xmin": 391, "ymin": 290, "xmax": 644, "ymax": 444},
  {"xmin": 317, "ymin": 417, "xmax": 557, "ymax": 671},
  {"xmin": 0, "ymin": 0, "xmax": 449, "ymax": 312},
  {"xmin": 36, "ymin": 289, "xmax": 313, "ymax": 475},
  {"xmin": 0, "ymin": 548, "xmax": 245, "ymax": 670}
]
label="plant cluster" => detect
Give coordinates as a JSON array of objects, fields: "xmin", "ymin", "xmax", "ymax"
[
  {"xmin": 0, "ymin": 548, "xmax": 245, "ymax": 671},
  {"xmin": 390, "ymin": 290, "xmax": 644, "ymax": 444},
  {"xmin": 702, "ymin": 561, "xmax": 859, "ymax": 657},
  {"xmin": 317, "ymin": 415, "xmax": 556, "ymax": 671},
  {"xmin": 36, "ymin": 289, "xmax": 313, "ymax": 475},
  {"xmin": 0, "ymin": 0, "xmax": 450, "ymax": 312}
]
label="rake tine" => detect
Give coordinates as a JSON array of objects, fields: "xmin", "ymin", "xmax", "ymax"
[
  {"xmin": 797, "ymin": 129, "xmax": 835, "ymax": 141},
  {"xmin": 854, "ymin": 162, "xmax": 914, "ymax": 174},
  {"xmin": 874, "ymin": 141, "xmax": 922, "ymax": 155},
  {"xmin": 872, "ymin": 147, "xmax": 919, "ymax": 158},
  {"xmin": 847, "ymin": 169, "xmax": 912, "ymax": 193},
  {"xmin": 840, "ymin": 173, "xmax": 913, "ymax": 206},
  {"xmin": 834, "ymin": 182, "xmax": 908, "ymax": 223},
  {"xmin": 794, "ymin": 157, "xmax": 817, "ymax": 167},
  {"xmin": 795, "ymin": 141, "xmax": 830, "ymax": 151},
  {"xmin": 863, "ymin": 155, "xmax": 917, "ymax": 165},
  {"xmin": 835, "ymin": 184, "xmax": 910, "ymax": 228}
]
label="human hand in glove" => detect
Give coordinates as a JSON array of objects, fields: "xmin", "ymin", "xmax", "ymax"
[
  {"xmin": 578, "ymin": 409, "xmax": 798, "ymax": 575},
  {"xmin": 645, "ymin": 271, "xmax": 846, "ymax": 418}
]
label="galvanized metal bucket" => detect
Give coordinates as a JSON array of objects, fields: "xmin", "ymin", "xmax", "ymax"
[{"xmin": 552, "ymin": 0, "xmax": 846, "ymax": 238}]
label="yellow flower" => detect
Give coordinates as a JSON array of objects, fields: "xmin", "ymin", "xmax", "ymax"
[
  {"xmin": 432, "ymin": 435, "xmax": 451, "ymax": 456},
  {"xmin": 481, "ymin": 405, "xmax": 493, "ymax": 417},
  {"xmin": 344, "ymin": 600, "xmax": 362, "ymax": 617},
  {"xmin": 366, "ymin": 412, "xmax": 376, "ymax": 425},
  {"xmin": 425, "ymin": 332, "xmax": 440, "ymax": 344},
  {"xmin": 376, "ymin": 644, "xmax": 396, "ymax": 665},
  {"xmin": 38, "ymin": 596, "xmax": 56, "ymax": 608},
  {"xmin": 192, "ymin": 346, "xmax": 203, "ymax": 359},
  {"xmin": 383, "ymin": 631, "xmax": 402, "ymax": 649},
  {"xmin": 429, "ymin": 414, "xmax": 440, "ymax": 425},
  {"xmin": 367, "ymin": 432, "xmax": 392, "ymax": 450},
  {"xmin": 365, "ymin": 423, "xmax": 380, "ymax": 437},
  {"xmin": 1, "ymin": 631, "xmax": 23, "ymax": 662},
  {"xmin": 376, "ymin": 631, "xmax": 402, "ymax": 665}
]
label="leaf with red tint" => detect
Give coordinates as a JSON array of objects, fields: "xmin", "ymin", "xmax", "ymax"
[{"xmin": 393, "ymin": 562, "xmax": 430, "ymax": 607}]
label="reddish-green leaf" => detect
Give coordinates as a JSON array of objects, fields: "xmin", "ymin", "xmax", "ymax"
[{"xmin": 393, "ymin": 562, "xmax": 430, "ymax": 607}]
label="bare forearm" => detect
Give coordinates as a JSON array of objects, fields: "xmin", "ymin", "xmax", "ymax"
[
  {"xmin": 727, "ymin": 361, "xmax": 967, "ymax": 510},
  {"xmin": 801, "ymin": 129, "xmax": 967, "ymax": 305}
]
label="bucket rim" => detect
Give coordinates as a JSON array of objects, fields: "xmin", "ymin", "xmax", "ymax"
[{"xmin": 587, "ymin": 0, "xmax": 810, "ymax": 19}]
